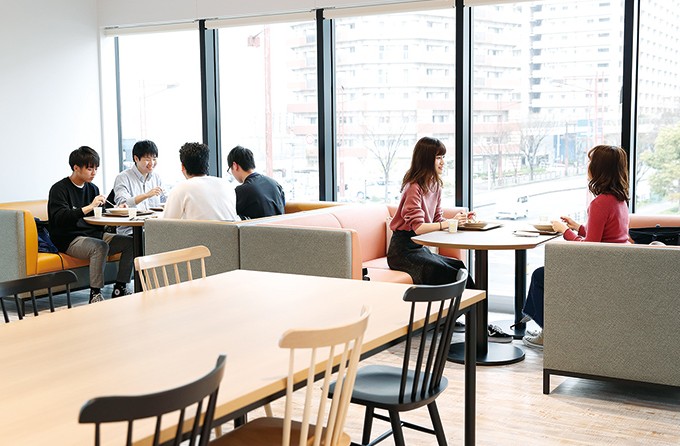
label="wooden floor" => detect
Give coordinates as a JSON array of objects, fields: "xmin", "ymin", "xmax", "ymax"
[{"xmin": 8, "ymin": 293, "xmax": 680, "ymax": 445}]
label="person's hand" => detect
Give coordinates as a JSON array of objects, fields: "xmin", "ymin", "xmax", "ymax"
[
  {"xmin": 454, "ymin": 211, "xmax": 475, "ymax": 222},
  {"xmin": 89, "ymin": 195, "xmax": 106, "ymax": 208},
  {"xmin": 551, "ymin": 219, "xmax": 568, "ymax": 234},
  {"xmin": 145, "ymin": 186, "xmax": 163, "ymax": 199},
  {"xmin": 560, "ymin": 215, "xmax": 580, "ymax": 231}
]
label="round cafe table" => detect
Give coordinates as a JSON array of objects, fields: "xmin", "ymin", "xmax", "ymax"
[
  {"xmin": 84, "ymin": 212, "xmax": 160, "ymax": 292},
  {"xmin": 412, "ymin": 223, "xmax": 560, "ymax": 365}
]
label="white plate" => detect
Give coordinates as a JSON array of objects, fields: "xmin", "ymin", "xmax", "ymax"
[
  {"xmin": 533, "ymin": 223, "xmax": 554, "ymax": 232},
  {"xmin": 106, "ymin": 208, "xmax": 131, "ymax": 215},
  {"xmin": 462, "ymin": 221, "xmax": 487, "ymax": 229}
]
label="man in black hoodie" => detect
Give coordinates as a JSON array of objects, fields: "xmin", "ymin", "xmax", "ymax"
[{"xmin": 48, "ymin": 146, "xmax": 134, "ymax": 303}]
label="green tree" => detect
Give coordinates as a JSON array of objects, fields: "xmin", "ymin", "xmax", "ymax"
[{"xmin": 643, "ymin": 122, "xmax": 680, "ymax": 210}]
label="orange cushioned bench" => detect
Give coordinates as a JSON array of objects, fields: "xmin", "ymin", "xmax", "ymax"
[{"xmin": 0, "ymin": 200, "xmax": 121, "ymax": 289}]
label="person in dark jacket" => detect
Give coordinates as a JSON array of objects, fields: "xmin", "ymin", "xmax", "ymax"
[
  {"xmin": 48, "ymin": 146, "xmax": 134, "ymax": 303},
  {"xmin": 226, "ymin": 145, "xmax": 285, "ymax": 219}
]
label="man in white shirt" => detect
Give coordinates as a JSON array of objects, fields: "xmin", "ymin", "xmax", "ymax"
[
  {"xmin": 113, "ymin": 140, "xmax": 164, "ymax": 235},
  {"xmin": 163, "ymin": 142, "xmax": 240, "ymax": 221}
]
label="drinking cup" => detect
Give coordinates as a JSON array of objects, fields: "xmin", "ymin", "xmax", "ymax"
[
  {"xmin": 93, "ymin": 207, "xmax": 103, "ymax": 218},
  {"xmin": 448, "ymin": 219, "xmax": 458, "ymax": 233},
  {"xmin": 128, "ymin": 208, "xmax": 137, "ymax": 219}
]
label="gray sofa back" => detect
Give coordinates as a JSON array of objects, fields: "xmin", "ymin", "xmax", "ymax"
[
  {"xmin": 544, "ymin": 241, "xmax": 680, "ymax": 387},
  {"xmin": 239, "ymin": 225, "xmax": 354, "ymax": 279},
  {"xmin": 144, "ymin": 218, "xmax": 240, "ymax": 276}
]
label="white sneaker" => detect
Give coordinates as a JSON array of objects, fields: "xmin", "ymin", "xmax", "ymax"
[{"xmin": 522, "ymin": 330, "xmax": 543, "ymax": 350}]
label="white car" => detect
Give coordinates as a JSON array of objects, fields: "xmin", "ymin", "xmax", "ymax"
[{"xmin": 495, "ymin": 195, "xmax": 529, "ymax": 220}]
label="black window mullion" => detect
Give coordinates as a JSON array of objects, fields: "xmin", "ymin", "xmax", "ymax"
[
  {"xmin": 199, "ymin": 20, "xmax": 222, "ymax": 177},
  {"xmin": 621, "ymin": 0, "xmax": 640, "ymax": 212},
  {"xmin": 455, "ymin": 0, "xmax": 472, "ymax": 211},
  {"xmin": 316, "ymin": 9, "xmax": 336, "ymax": 201}
]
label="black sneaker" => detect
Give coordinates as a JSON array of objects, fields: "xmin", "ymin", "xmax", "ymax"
[
  {"xmin": 488, "ymin": 324, "xmax": 513, "ymax": 343},
  {"xmin": 453, "ymin": 320, "xmax": 466, "ymax": 333},
  {"xmin": 111, "ymin": 286, "xmax": 131, "ymax": 299},
  {"xmin": 89, "ymin": 292, "xmax": 104, "ymax": 304}
]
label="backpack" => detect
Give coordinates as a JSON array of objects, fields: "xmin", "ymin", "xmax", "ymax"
[{"xmin": 34, "ymin": 217, "xmax": 59, "ymax": 253}]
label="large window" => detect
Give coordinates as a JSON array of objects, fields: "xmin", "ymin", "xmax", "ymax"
[
  {"xmin": 334, "ymin": 10, "xmax": 456, "ymax": 204},
  {"xmin": 472, "ymin": 1, "xmax": 624, "ymax": 299},
  {"xmin": 634, "ymin": 2, "xmax": 680, "ymax": 214},
  {"xmin": 117, "ymin": 30, "xmax": 202, "ymax": 188},
  {"xmin": 218, "ymin": 21, "xmax": 319, "ymax": 200}
]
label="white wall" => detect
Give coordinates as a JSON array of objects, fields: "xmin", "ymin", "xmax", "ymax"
[{"xmin": 0, "ymin": 0, "xmax": 101, "ymax": 202}]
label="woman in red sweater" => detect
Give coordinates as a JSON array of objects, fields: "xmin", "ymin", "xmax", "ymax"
[
  {"xmin": 388, "ymin": 137, "xmax": 474, "ymax": 286},
  {"xmin": 522, "ymin": 145, "xmax": 630, "ymax": 349}
]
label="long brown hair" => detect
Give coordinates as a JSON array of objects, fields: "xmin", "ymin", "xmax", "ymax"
[
  {"xmin": 401, "ymin": 137, "xmax": 446, "ymax": 193},
  {"xmin": 587, "ymin": 145, "xmax": 629, "ymax": 203}
]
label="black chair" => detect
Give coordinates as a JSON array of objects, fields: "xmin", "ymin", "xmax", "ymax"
[
  {"xmin": 0, "ymin": 270, "xmax": 78, "ymax": 322},
  {"xmin": 79, "ymin": 354, "xmax": 226, "ymax": 446},
  {"xmin": 332, "ymin": 269, "xmax": 467, "ymax": 446}
]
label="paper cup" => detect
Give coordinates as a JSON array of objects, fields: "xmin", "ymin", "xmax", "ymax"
[
  {"xmin": 128, "ymin": 208, "xmax": 137, "ymax": 219},
  {"xmin": 448, "ymin": 219, "xmax": 458, "ymax": 233},
  {"xmin": 93, "ymin": 207, "xmax": 102, "ymax": 218}
]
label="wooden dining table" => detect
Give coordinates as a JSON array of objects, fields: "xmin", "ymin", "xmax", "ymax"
[
  {"xmin": 0, "ymin": 269, "xmax": 485, "ymax": 446},
  {"xmin": 84, "ymin": 211, "xmax": 161, "ymax": 292},
  {"xmin": 412, "ymin": 224, "xmax": 560, "ymax": 365}
]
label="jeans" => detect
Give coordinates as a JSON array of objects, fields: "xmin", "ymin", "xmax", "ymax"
[
  {"xmin": 66, "ymin": 233, "xmax": 134, "ymax": 288},
  {"xmin": 522, "ymin": 266, "xmax": 545, "ymax": 328}
]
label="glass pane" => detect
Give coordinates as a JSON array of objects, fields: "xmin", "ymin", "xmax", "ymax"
[
  {"xmin": 472, "ymin": 1, "xmax": 624, "ymax": 299},
  {"xmin": 635, "ymin": 3, "xmax": 680, "ymax": 215},
  {"xmin": 334, "ymin": 10, "xmax": 456, "ymax": 204},
  {"xmin": 118, "ymin": 31, "xmax": 202, "ymax": 188},
  {"xmin": 219, "ymin": 22, "xmax": 319, "ymax": 201}
]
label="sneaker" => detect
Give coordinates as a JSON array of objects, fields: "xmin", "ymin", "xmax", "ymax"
[
  {"xmin": 526, "ymin": 328, "xmax": 541, "ymax": 337},
  {"xmin": 453, "ymin": 320, "xmax": 466, "ymax": 333},
  {"xmin": 522, "ymin": 330, "xmax": 544, "ymax": 350},
  {"xmin": 487, "ymin": 324, "xmax": 513, "ymax": 343},
  {"xmin": 111, "ymin": 286, "xmax": 131, "ymax": 299},
  {"xmin": 89, "ymin": 292, "xmax": 104, "ymax": 304}
]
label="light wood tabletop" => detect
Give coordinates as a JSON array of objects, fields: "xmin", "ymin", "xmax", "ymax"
[
  {"xmin": 411, "ymin": 224, "xmax": 560, "ymax": 251},
  {"xmin": 0, "ymin": 269, "xmax": 484, "ymax": 445}
]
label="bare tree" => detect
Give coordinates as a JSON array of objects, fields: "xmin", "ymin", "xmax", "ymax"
[
  {"xmin": 359, "ymin": 113, "xmax": 410, "ymax": 202},
  {"xmin": 518, "ymin": 115, "xmax": 555, "ymax": 180}
]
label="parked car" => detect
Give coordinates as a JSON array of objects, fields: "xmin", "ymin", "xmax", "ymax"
[{"xmin": 495, "ymin": 195, "xmax": 529, "ymax": 220}]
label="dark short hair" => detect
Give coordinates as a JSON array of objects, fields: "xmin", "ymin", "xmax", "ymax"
[
  {"xmin": 179, "ymin": 142, "xmax": 210, "ymax": 176},
  {"xmin": 69, "ymin": 146, "xmax": 100, "ymax": 170},
  {"xmin": 132, "ymin": 140, "xmax": 159, "ymax": 159},
  {"xmin": 227, "ymin": 145, "xmax": 256, "ymax": 171}
]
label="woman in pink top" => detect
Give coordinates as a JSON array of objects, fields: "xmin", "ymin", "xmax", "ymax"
[
  {"xmin": 388, "ymin": 137, "xmax": 473, "ymax": 286},
  {"xmin": 522, "ymin": 145, "xmax": 630, "ymax": 349}
]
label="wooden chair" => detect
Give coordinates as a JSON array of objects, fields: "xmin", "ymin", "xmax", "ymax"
[
  {"xmin": 0, "ymin": 270, "xmax": 78, "ymax": 322},
  {"xmin": 210, "ymin": 308, "xmax": 371, "ymax": 446},
  {"xmin": 79, "ymin": 354, "xmax": 226, "ymax": 446},
  {"xmin": 335, "ymin": 269, "xmax": 467, "ymax": 446},
  {"xmin": 134, "ymin": 245, "xmax": 211, "ymax": 291}
]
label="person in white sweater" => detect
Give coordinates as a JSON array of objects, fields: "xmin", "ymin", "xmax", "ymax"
[{"xmin": 163, "ymin": 142, "xmax": 240, "ymax": 221}]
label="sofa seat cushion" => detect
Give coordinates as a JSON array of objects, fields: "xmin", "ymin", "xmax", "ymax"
[
  {"xmin": 363, "ymin": 257, "xmax": 390, "ymax": 270},
  {"xmin": 366, "ymin": 267, "xmax": 413, "ymax": 284},
  {"xmin": 36, "ymin": 252, "xmax": 122, "ymax": 274}
]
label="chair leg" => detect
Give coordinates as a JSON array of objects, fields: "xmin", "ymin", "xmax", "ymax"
[
  {"xmin": 66, "ymin": 285, "xmax": 72, "ymax": 309},
  {"xmin": 427, "ymin": 402, "xmax": 448, "ymax": 446},
  {"xmin": 48, "ymin": 289, "xmax": 55, "ymax": 313},
  {"xmin": 1, "ymin": 298, "xmax": 8, "ymax": 323},
  {"xmin": 388, "ymin": 410, "xmax": 405, "ymax": 446},
  {"xmin": 264, "ymin": 403, "xmax": 273, "ymax": 417},
  {"xmin": 362, "ymin": 406, "xmax": 375, "ymax": 445},
  {"xmin": 14, "ymin": 295, "xmax": 24, "ymax": 320},
  {"xmin": 30, "ymin": 291, "xmax": 38, "ymax": 316}
]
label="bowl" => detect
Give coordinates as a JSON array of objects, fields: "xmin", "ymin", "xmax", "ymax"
[{"xmin": 532, "ymin": 223, "xmax": 554, "ymax": 232}]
